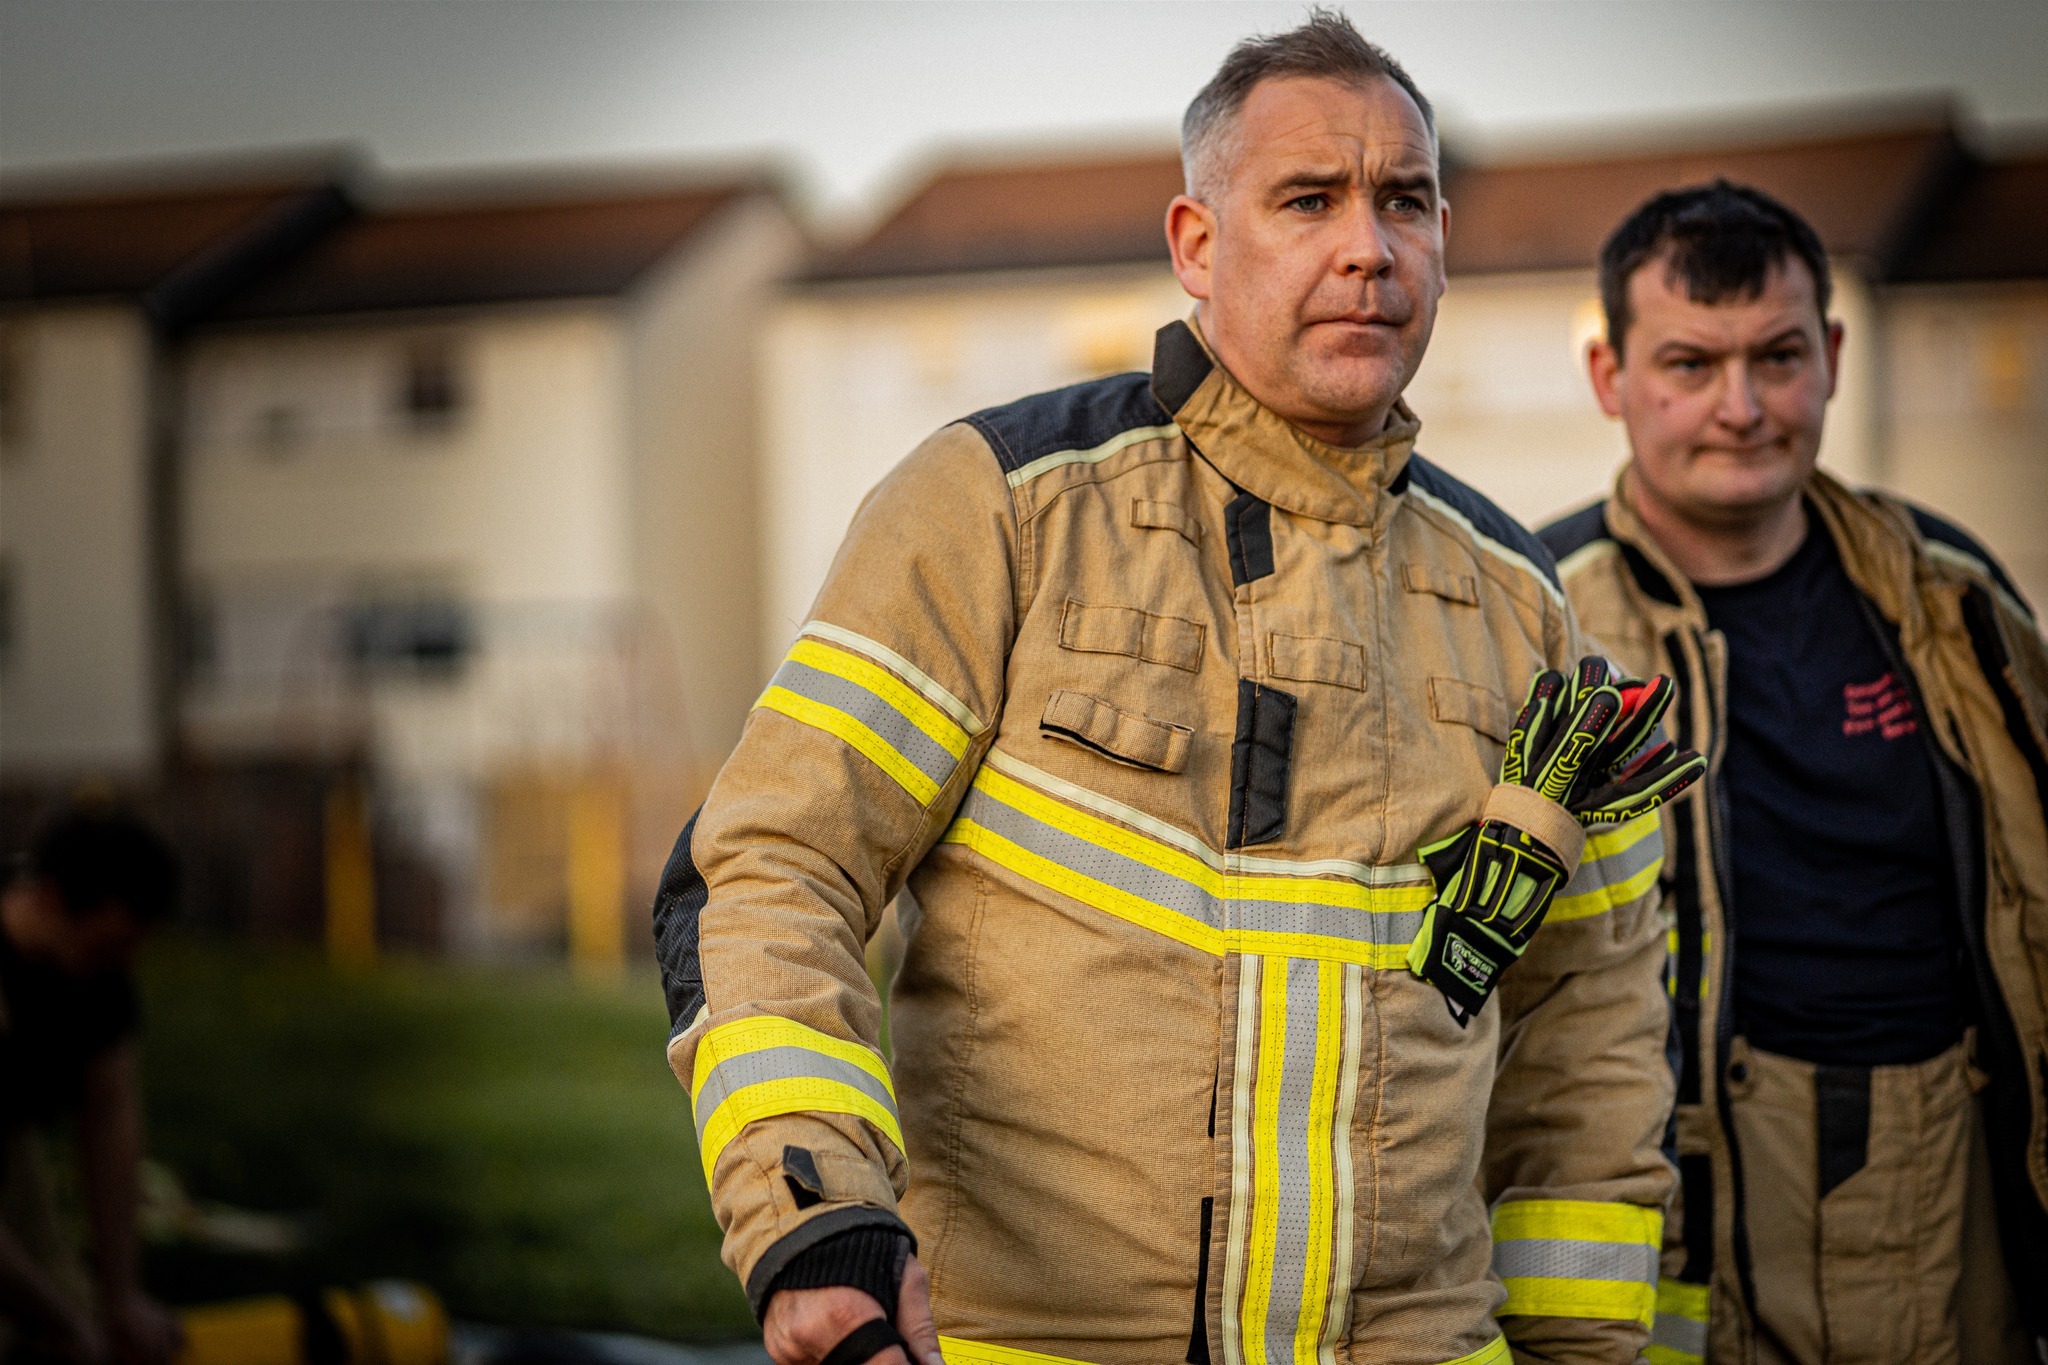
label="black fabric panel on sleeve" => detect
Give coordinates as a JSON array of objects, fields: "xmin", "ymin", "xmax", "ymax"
[
  {"xmin": 962, "ymin": 371, "xmax": 1168, "ymax": 477},
  {"xmin": 1404, "ymin": 455, "xmax": 1562, "ymax": 594},
  {"xmin": 1150, "ymin": 320, "xmax": 1215, "ymax": 416},
  {"xmin": 652, "ymin": 809, "xmax": 708, "ymax": 1037},
  {"xmin": 1228, "ymin": 679, "xmax": 1295, "ymax": 849},
  {"xmin": 1534, "ymin": 500, "xmax": 1610, "ymax": 562},
  {"xmin": 767, "ymin": 1224, "xmax": 914, "ymax": 1323},
  {"xmin": 1224, "ymin": 493, "xmax": 1275, "ymax": 586},
  {"xmin": 1909, "ymin": 504, "xmax": 2033, "ymax": 618},
  {"xmin": 1815, "ymin": 1065, "xmax": 1873, "ymax": 1198}
]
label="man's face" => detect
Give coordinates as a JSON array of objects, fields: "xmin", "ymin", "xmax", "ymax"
[
  {"xmin": 1168, "ymin": 75, "xmax": 1448, "ymax": 446},
  {"xmin": 1589, "ymin": 255, "xmax": 1841, "ymax": 527}
]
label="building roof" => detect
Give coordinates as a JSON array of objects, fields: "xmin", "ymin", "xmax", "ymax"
[
  {"xmin": 1442, "ymin": 124, "xmax": 1965, "ymax": 277},
  {"xmin": 809, "ymin": 119, "xmax": 1999, "ymax": 285},
  {"xmin": 215, "ymin": 180, "xmax": 768, "ymax": 321},
  {"xmin": 0, "ymin": 172, "xmax": 353, "ymax": 330},
  {"xmin": 1896, "ymin": 154, "xmax": 2048, "ymax": 283},
  {"xmin": 807, "ymin": 151, "xmax": 1186, "ymax": 281}
]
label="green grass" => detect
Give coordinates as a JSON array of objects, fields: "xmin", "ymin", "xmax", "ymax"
[{"xmin": 136, "ymin": 939, "xmax": 754, "ymax": 1339}]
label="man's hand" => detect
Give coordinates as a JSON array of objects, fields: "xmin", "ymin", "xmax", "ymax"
[
  {"xmin": 762, "ymin": 1254, "xmax": 944, "ymax": 1365},
  {"xmin": 104, "ymin": 1289, "xmax": 181, "ymax": 1365}
]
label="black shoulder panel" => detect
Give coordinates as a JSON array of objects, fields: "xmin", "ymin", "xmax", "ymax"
[
  {"xmin": 1405, "ymin": 455, "xmax": 1562, "ymax": 592},
  {"xmin": 1537, "ymin": 500, "xmax": 1611, "ymax": 562},
  {"xmin": 1908, "ymin": 504, "xmax": 2032, "ymax": 618},
  {"xmin": 962, "ymin": 371, "xmax": 1170, "ymax": 477}
]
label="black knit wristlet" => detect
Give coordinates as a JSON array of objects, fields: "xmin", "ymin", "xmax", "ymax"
[{"xmin": 767, "ymin": 1225, "xmax": 913, "ymax": 1315}]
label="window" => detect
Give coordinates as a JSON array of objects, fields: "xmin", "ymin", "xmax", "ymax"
[
  {"xmin": 399, "ymin": 342, "xmax": 464, "ymax": 430},
  {"xmin": 347, "ymin": 597, "xmax": 473, "ymax": 677}
]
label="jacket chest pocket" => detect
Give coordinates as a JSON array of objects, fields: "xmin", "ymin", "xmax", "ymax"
[
  {"xmin": 1268, "ymin": 632, "xmax": 1366, "ymax": 690},
  {"xmin": 1040, "ymin": 689, "xmax": 1193, "ymax": 773},
  {"xmin": 1428, "ymin": 676, "xmax": 1510, "ymax": 743},
  {"xmin": 1059, "ymin": 598, "xmax": 1206, "ymax": 672}
]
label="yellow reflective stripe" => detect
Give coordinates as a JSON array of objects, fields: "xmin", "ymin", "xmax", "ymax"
[
  {"xmin": 939, "ymin": 1339, "xmax": 1093, "ymax": 1365},
  {"xmin": 1438, "ymin": 1338, "xmax": 1511, "ymax": 1365},
  {"xmin": 1294, "ymin": 959, "xmax": 1341, "ymax": 1365},
  {"xmin": 1550, "ymin": 816, "xmax": 1664, "ymax": 921},
  {"xmin": 1220, "ymin": 959, "xmax": 1261, "ymax": 1365},
  {"xmin": 788, "ymin": 637, "xmax": 971, "ymax": 760},
  {"xmin": 800, "ymin": 619, "xmax": 983, "ymax": 735},
  {"xmin": 1499, "ymin": 1276, "xmax": 1655, "ymax": 1324},
  {"xmin": 689, "ymin": 1016, "xmax": 900, "ymax": 1180},
  {"xmin": 1317, "ymin": 964, "xmax": 1363, "ymax": 1362},
  {"xmin": 1241, "ymin": 955, "xmax": 1290, "ymax": 1364},
  {"xmin": 1491, "ymin": 1199, "xmax": 1662, "ymax": 1245},
  {"xmin": 1646, "ymin": 1277, "xmax": 1710, "ymax": 1365},
  {"xmin": 1491, "ymin": 1199, "xmax": 1661, "ymax": 1327},
  {"xmin": 943, "ymin": 765, "xmax": 1429, "ymax": 966},
  {"xmin": 758, "ymin": 686, "xmax": 941, "ymax": 804}
]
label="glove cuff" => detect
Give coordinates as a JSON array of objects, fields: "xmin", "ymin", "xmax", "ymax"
[{"xmin": 1482, "ymin": 783, "xmax": 1586, "ymax": 872}]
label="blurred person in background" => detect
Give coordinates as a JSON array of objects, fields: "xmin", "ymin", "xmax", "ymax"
[
  {"xmin": 1540, "ymin": 183, "xmax": 2048, "ymax": 1363},
  {"xmin": 0, "ymin": 808, "xmax": 181, "ymax": 1365},
  {"xmin": 656, "ymin": 11, "xmax": 1693, "ymax": 1365}
]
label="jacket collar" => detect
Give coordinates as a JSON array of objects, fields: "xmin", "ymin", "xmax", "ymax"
[
  {"xmin": 1600, "ymin": 462, "xmax": 1931, "ymax": 640},
  {"xmin": 1149, "ymin": 316, "xmax": 1419, "ymax": 528}
]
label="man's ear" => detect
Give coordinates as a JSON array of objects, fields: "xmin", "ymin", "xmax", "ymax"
[
  {"xmin": 1587, "ymin": 337, "xmax": 1625, "ymax": 419},
  {"xmin": 1822, "ymin": 318, "xmax": 1845, "ymax": 401},
  {"xmin": 1166, "ymin": 195, "xmax": 1216, "ymax": 301}
]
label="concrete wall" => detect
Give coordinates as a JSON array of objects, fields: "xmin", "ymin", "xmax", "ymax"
[{"xmin": 0, "ymin": 305, "xmax": 160, "ymax": 780}]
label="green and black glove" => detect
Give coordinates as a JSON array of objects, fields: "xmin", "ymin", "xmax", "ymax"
[{"xmin": 1407, "ymin": 656, "xmax": 1706, "ymax": 1025}]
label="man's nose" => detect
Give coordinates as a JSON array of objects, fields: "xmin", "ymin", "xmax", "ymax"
[
  {"xmin": 1714, "ymin": 359, "xmax": 1765, "ymax": 431},
  {"xmin": 1338, "ymin": 205, "xmax": 1396, "ymax": 277}
]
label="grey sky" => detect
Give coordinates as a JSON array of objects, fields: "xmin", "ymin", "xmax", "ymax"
[{"xmin": 4, "ymin": 1, "xmax": 2045, "ymax": 225}]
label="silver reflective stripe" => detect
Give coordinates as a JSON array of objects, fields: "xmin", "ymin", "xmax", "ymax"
[
  {"xmin": 959, "ymin": 786, "xmax": 1424, "ymax": 950},
  {"xmin": 769, "ymin": 658, "xmax": 957, "ymax": 789},
  {"xmin": 1650, "ymin": 1310, "xmax": 1707, "ymax": 1359},
  {"xmin": 1492, "ymin": 1237, "xmax": 1658, "ymax": 1285},
  {"xmin": 1262, "ymin": 958, "xmax": 1324, "ymax": 1358},
  {"xmin": 691, "ymin": 1044, "xmax": 899, "ymax": 1145},
  {"xmin": 1560, "ymin": 821, "xmax": 1663, "ymax": 898}
]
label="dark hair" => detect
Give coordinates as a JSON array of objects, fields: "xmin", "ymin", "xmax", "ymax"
[
  {"xmin": 1598, "ymin": 179, "xmax": 1831, "ymax": 359},
  {"xmin": 1181, "ymin": 7, "xmax": 1434, "ymax": 200},
  {"xmin": 24, "ymin": 806, "xmax": 179, "ymax": 924}
]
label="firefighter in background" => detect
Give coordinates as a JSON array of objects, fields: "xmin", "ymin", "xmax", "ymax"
[
  {"xmin": 655, "ymin": 12, "xmax": 1699, "ymax": 1365},
  {"xmin": 0, "ymin": 808, "xmax": 181, "ymax": 1365},
  {"xmin": 1540, "ymin": 182, "xmax": 2047, "ymax": 1363}
]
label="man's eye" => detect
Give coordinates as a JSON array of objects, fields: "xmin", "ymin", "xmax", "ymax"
[
  {"xmin": 1670, "ymin": 357, "xmax": 1707, "ymax": 373},
  {"xmin": 1387, "ymin": 194, "xmax": 1424, "ymax": 214},
  {"xmin": 1286, "ymin": 193, "xmax": 1329, "ymax": 213},
  {"xmin": 1762, "ymin": 348, "xmax": 1802, "ymax": 367}
]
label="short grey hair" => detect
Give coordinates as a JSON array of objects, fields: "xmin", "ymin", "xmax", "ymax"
[{"xmin": 1180, "ymin": 8, "xmax": 1436, "ymax": 202}]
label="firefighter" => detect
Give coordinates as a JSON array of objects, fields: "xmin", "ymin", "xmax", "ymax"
[
  {"xmin": 1539, "ymin": 181, "xmax": 2047, "ymax": 1363},
  {"xmin": 659, "ymin": 13, "xmax": 1694, "ymax": 1364}
]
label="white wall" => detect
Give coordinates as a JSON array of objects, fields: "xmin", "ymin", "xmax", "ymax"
[
  {"xmin": 758, "ymin": 268, "xmax": 1189, "ymax": 677},
  {"xmin": 0, "ymin": 305, "xmax": 159, "ymax": 779}
]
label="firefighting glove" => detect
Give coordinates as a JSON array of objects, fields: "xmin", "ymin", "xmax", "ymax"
[{"xmin": 1407, "ymin": 657, "xmax": 1705, "ymax": 1025}]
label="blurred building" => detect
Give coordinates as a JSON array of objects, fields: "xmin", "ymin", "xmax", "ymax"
[
  {"xmin": 761, "ymin": 111, "xmax": 2048, "ymax": 666},
  {"xmin": 1, "ymin": 160, "xmax": 803, "ymax": 959}
]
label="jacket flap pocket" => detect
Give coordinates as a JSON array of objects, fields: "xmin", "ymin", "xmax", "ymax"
[
  {"xmin": 1041, "ymin": 689, "xmax": 1192, "ymax": 773},
  {"xmin": 1131, "ymin": 497, "xmax": 1201, "ymax": 545},
  {"xmin": 1268, "ymin": 632, "xmax": 1366, "ymax": 690},
  {"xmin": 1404, "ymin": 563, "xmax": 1479, "ymax": 606},
  {"xmin": 1059, "ymin": 599, "xmax": 1206, "ymax": 673},
  {"xmin": 1430, "ymin": 676, "xmax": 1509, "ymax": 743}
]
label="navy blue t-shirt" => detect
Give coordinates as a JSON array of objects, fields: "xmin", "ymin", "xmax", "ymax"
[{"xmin": 1695, "ymin": 520, "xmax": 1963, "ymax": 1067}]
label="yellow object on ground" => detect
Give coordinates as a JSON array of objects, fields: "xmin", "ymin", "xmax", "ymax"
[{"xmin": 177, "ymin": 1282, "xmax": 447, "ymax": 1365}]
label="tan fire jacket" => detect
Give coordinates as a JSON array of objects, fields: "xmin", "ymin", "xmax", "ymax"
[
  {"xmin": 657, "ymin": 320, "xmax": 1675, "ymax": 1365},
  {"xmin": 1540, "ymin": 470, "xmax": 2048, "ymax": 1362}
]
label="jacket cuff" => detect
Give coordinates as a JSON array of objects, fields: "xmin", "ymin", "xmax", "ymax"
[
  {"xmin": 1483, "ymin": 782, "xmax": 1587, "ymax": 871},
  {"xmin": 744, "ymin": 1206, "xmax": 916, "ymax": 1320}
]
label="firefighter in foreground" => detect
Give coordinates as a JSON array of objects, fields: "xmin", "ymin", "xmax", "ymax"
[
  {"xmin": 657, "ymin": 14, "xmax": 1699, "ymax": 1364},
  {"xmin": 1540, "ymin": 183, "xmax": 2048, "ymax": 1363}
]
